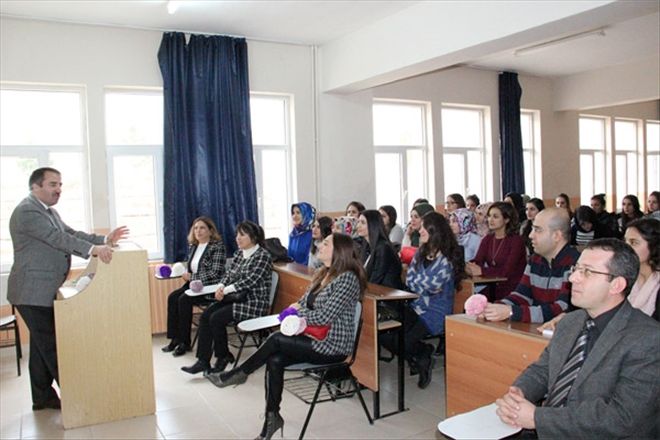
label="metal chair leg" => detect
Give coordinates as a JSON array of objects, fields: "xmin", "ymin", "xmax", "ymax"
[{"xmin": 299, "ymin": 370, "xmax": 327, "ymax": 440}]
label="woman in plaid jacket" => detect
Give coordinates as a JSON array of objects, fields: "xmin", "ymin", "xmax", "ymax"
[
  {"xmin": 181, "ymin": 221, "xmax": 272, "ymax": 375},
  {"xmin": 208, "ymin": 233, "xmax": 367, "ymax": 440},
  {"xmin": 162, "ymin": 216, "xmax": 226, "ymax": 356}
]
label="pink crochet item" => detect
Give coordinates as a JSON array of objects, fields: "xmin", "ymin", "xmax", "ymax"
[
  {"xmin": 464, "ymin": 294, "xmax": 488, "ymax": 316},
  {"xmin": 190, "ymin": 280, "xmax": 204, "ymax": 293}
]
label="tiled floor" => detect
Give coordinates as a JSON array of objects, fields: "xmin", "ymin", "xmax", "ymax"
[{"xmin": 0, "ymin": 335, "xmax": 447, "ymax": 439}]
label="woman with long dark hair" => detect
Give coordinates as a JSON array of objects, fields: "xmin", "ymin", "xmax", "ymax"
[
  {"xmin": 466, "ymin": 202, "xmax": 526, "ymax": 301},
  {"xmin": 288, "ymin": 202, "xmax": 316, "ymax": 265},
  {"xmin": 520, "ymin": 198, "xmax": 545, "ymax": 255},
  {"xmin": 571, "ymin": 205, "xmax": 611, "ymax": 246},
  {"xmin": 401, "ymin": 202, "xmax": 434, "ymax": 248},
  {"xmin": 206, "ymin": 233, "xmax": 367, "ymax": 440},
  {"xmin": 355, "ymin": 209, "xmax": 403, "ymax": 288},
  {"xmin": 555, "ymin": 193, "xmax": 573, "ymax": 220},
  {"xmin": 181, "ymin": 221, "xmax": 272, "ymax": 375},
  {"xmin": 383, "ymin": 212, "xmax": 466, "ymax": 389},
  {"xmin": 162, "ymin": 216, "xmax": 226, "ymax": 356},
  {"xmin": 445, "ymin": 193, "xmax": 466, "ymax": 214},
  {"xmin": 647, "ymin": 191, "xmax": 659, "ymax": 219},
  {"xmin": 308, "ymin": 216, "xmax": 333, "ymax": 268},
  {"xmin": 379, "ymin": 205, "xmax": 404, "ymax": 249},
  {"xmin": 617, "ymin": 194, "xmax": 644, "ymax": 236},
  {"xmin": 625, "ymin": 218, "xmax": 660, "ymax": 319}
]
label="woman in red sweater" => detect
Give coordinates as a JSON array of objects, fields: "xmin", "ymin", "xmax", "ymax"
[{"xmin": 466, "ymin": 201, "xmax": 526, "ymax": 301}]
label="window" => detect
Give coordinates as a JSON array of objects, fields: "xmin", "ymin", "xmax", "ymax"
[
  {"xmin": 646, "ymin": 121, "xmax": 659, "ymax": 196},
  {"xmin": 441, "ymin": 105, "xmax": 487, "ymax": 201},
  {"xmin": 578, "ymin": 116, "xmax": 608, "ymax": 205},
  {"xmin": 1, "ymin": 86, "xmax": 89, "ymax": 270},
  {"xmin": 250, "ymin": 94, "xmax": 294, "ymax": 245},
  {"xmin": 105, "ymin": 89, "xmax": 164, "ymax": 259},
  {"xmin": 521, "ymin": 109, "xmax": 542, "ymax": 197},
  {"xmin": 373, "ymin": 100, "xmax": 430, "ymax": 224},
  {"xmin": 614, "ymin": 119, "xmax": 640, "ymax": 200}
]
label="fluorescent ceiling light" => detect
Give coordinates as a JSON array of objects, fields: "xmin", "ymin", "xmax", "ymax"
[
  {"xmin": 515, "ymin": 28, "xmax": 606, "ymax": 57},
  {"xmin": 167, "ymin": 0, "xmax": 182, "ymax": 15}
]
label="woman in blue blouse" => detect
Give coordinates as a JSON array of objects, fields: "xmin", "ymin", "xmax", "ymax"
[
  {"xmin": 288, "ymin": 202, "xmax": 316, "ymax": 265},
  {"xmin": 206, "ymin": 233, "xmax": 367, "ymax": 440},
  {"xmin": 383, "ymin": 212, "xmax": 466, "ymax": 389}
]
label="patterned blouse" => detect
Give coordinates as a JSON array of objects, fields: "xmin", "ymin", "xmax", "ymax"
[
  {"xmin": 221, "ymin": 246, "xmax": 273, "ymax": 322},
  {"xmin": 188, "ymin": 240, "xmax": 226, "ymax": 285},
  {"xmin": 297, "ymin": 271, "xmax": 361, "ymax": 356}
]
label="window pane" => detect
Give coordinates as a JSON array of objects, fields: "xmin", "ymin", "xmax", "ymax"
[
  {"xmin": 112, "ymin": 155, "xmax": 160, "ymax": 253},
  {"xmin": 648, "ymin": 154, "xmax": 659, "ymax": 192},
  {"xmin": 594, "ymin": 152, "xmax": 606, "ymax": 194},
  {"xmin": 627, "ymin": 152, "xmax": 637, "ymax": 193},
  {"xmin": 521, "ymin": 113, "xmax": 532, "ymax": 150},
  {"xmin": 375, "ymin": 153, "xmax": 403, "ymax": 221},
  {"xmin": 259, "ymin": 149, "xmax": 289, "ymax": 244},
  {"xmin": 647, "ymin": 122, "xmax": 659, "ymax": 152},
  {"xmin": 580, "ymin": 154, "xmax": 594, "ymax": 205},
  {"xmin": 105, "ymin": 93, "xmax": 163, "ymax": 145},
  {"xmin": 444, "ymin": 153, "xmax": 465, "ymax": 197},
  {"xmin": 615, "ymin": 120, "xmax": 637, "ymax": 151},
  {"xmin": 1, "ymin": 90, "xmax": 82, "ymax": 146},
  {"xmin": 49, "ymin": 152, "xmax": 87, "ymax": 233},
  {"xmin": 579, "ymin": 117, "xmax": 605, "ymax": 150},
  {"xmin": 0, "ymin": 157, "xmax": 38, "ymax": 266},
  {"xmin": 466, "ymin": 150, "xmax": 483, "ymax": 196},
  {"xmin": 523, "ymin": 150, "xmax": 534, "ymax": 197},
  {"xmin": 251, "ymin": 97, "xmax": 286, "ymax": 145},
  {"xmin": 406, "ymin": 149, "xmax": 424, "ymax": 212},
  {"xmin": 442, "ymin": 108, "xmax": 481, "ymax": 148},
  {"xmin": 373, "ymin": 103, "xmax": 424, "ymax": 146},
  {"xmin": 616, "ymin": 154, "xmax": 627, "ymax": 201}
]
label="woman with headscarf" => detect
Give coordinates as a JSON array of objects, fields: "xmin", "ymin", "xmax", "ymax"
[
  {"xmin": 288, "ymin": 202, "xmax": 316, "ymax": 265},
  {"xmin": 448, "ymin": 208, "xmax": 482, "ymax": 262},
  {"xmin": 475, "ymin": 202, "xmax": 493, "ymax": 237}
]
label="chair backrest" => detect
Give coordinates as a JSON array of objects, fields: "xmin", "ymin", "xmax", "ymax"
[
  {"xmin": 347, "ymin": 301, "xmax": 363, "ymax": 367},
  {"xmin": 268, "ymin": 271, "xmax": 280, "ymax": 312}
]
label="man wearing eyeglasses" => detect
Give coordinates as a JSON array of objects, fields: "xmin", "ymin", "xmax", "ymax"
[
  {"xmin": 483, "ymin": 207, "xmax": 580, "ymax": 323},
  {"xmin": 495, "ymin": 238, "xmax": 660, "ymax": 438}
]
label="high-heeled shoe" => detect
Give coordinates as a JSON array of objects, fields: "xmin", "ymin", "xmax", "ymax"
[
  {"xmin": 208, "ymin": 353, "xmax": 236, "ymax": 374},
  {"xmin": 161, "ymin": 340, "xmax": 178, "ymax": 353},
  {"xmin": 205, "ymin": 368, "xmax": 248, "ymax": 388},
  {"xmin": 254, "ymin": 411, "xmax": 284, "ymax": 440},
  {"xmin": 172, "ymin": 343, "xmax": 191, "ymax": 357}
]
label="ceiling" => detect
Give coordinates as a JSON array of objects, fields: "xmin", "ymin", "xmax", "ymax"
[{"xmin": 1, "ymin": 0, "xmax": 659, "ymax": 79}]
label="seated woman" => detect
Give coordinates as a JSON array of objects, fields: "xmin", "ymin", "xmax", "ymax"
[
  {"xmin": 646, "ymin": 191, "xmax": 659, "ymax": 219},
  {"xmin": 206, "ymin": 233, "xmax": 367, "ymax": 440},
  {"xmin": 288, "ymin": 202, "xmax": 316, "ymax": 265},
  {"xmin": 555, "ymin": 193, "xmax": 574, "ymax": 222},
  {"xmin": 308, "ymin": 216, "xmax": 333, "ymax": 269},
  {"xmin": 163, "ymin": 216, "xmax": 226, "ymax": 356},
  {"xmin": 590, "ymin": 193, "xmax": 618, "ymax": 237},
  {"xmin": 448, "ymin": 208, "xmax": 481, "ymax": 262},
  {"xmin": 520, "ymin": 198, "xmax": 545, "ymax": 255},
  {"xmin": 571, "ymin": 205, "xmax": 611, "ymax": 247},
  {"xmin": 466, "ymin": 202, "xmax": 526, "ymax": 301},
  {"xmin": 465, "ymin": 194, "xmax": 480, "ymax": 212},
  {"xmin": 617, "ymin": 194, "xmax": 644, "ymax": 237},
  {"xmin": 181, "ymin": 221, "xmax": 273, "ymax": 374},
  {"xmin": 356, "ymin": 209, "xmax": 403, "ymax": 289},
  {"xmin": 379, "ymin": 205, "xmax": 405, "ymax": 250},
  {"xmin": 401, "ymin": 202, "xmax": 434, "ymax": 248},
  {"xmin": 474, "ymin": 202, "xmax": 493, "ymax": 237},
  {"xmin": 383, "ymin": 212, "xmax": 465, "ymax": 389},
  {"xmin": 445, "ymin": 193, "xmax": 466, "ymax": 215},
  {"xmin": 504, "ymin": 192, "xmax": 526, "ymax": 226},
  {"xmin": 345, "ymin": 201, "xmax": 365, "ymax": 218}
]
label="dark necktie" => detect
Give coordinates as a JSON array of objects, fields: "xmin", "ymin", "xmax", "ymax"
[
  {"xmin": 47, "ymin": 208, "xmax": 63, "ymax": 232},
  {"xmin": 544, "ymin": 319, "xmax": 595, "ymax": 407}
]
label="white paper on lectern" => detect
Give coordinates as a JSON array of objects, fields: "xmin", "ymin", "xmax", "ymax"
[{"xmin": 437, "ymin": 403, "xmax": 522, "ymax": 439}]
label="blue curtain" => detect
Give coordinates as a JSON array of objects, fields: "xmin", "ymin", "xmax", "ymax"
[
  {"xmin": 499, "ymin": 71, "xmax": 525, "ymax": 197},
  {"xmin": 158, "ymin": 32, "xmax": 258, "ymax": 262}
]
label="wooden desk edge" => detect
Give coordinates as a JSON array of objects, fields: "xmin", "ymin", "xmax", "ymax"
[{"xmin": 446, "ymin": 314, "xmax": 549, "ymax": 343}]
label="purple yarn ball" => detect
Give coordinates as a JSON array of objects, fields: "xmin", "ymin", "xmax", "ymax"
[
  {"xmin": 190, "ymin": 280, "xmax": 204, "ymax": 293},
  {"xmin": 278, "ymin": 306, "xmax": 299, "ymax": 322},
  {"xmin": 158, "ymin": 265, "xmax": 172, "ymax": 278}
]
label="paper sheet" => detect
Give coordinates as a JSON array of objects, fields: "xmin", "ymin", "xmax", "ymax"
[{"xmin": 437, "ymin": 402, "xmax": 522, "ymax": 440}]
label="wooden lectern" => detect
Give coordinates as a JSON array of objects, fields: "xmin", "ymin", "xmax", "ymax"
[{"xmin": 54, "ymin": 246, "xmax": 155, "ymax": 429}]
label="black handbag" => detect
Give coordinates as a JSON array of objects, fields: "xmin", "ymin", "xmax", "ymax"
[{"xmin": 262, "ymin": 237, "xmax": 293, "ymax": 263}]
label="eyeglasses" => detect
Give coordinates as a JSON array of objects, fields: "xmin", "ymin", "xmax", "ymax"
[{"xmin": 569, "ymin": 265, "xmax": 615, "ymax": 280}]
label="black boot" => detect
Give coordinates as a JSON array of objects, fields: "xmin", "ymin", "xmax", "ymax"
[
  {"xmin": 416, "ymin": 344, "xmax": 434, "ymax": 389},
  {"xmin": 172, "ymin": 343, "xmax": 191, "ymax": 357},
  {"xmin": 205, "ymin": 368, "xmax": 248, "ymax": 388},
  {"xmin": 181, "ymin": 360, "xmax": 210, "ymax": 375},
  {"xmin": 208, "ymin": 353, "xmax": 236, "ymax": 374},
  {"xmin": 161, "ymin": 340, "xmax": 178, "ymax": 353},
  {"xmin": 255, "ymin": 411, "xmax": 284, "ymax": 440}
]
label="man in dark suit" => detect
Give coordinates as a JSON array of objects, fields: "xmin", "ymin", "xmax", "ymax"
[
  {"xmin": 496, "ymin": 238, "xmax": 659, "ymax": 438},
  {"xmin": 7, "ymin": 167, "xmax": 128, "ymax": 410}
]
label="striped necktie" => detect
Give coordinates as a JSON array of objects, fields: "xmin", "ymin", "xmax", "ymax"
[{"xmin": 544, "ymin": 319, "xmax": 595, "ymax": 407}]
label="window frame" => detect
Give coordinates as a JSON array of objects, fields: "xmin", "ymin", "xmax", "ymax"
[
  {"xmin": 520, "ymin": 108, "xmax": 542, "ymax": 197},
  {"xmin": 578, "ymin": 115, "xmax": 609, "ymax": 206}
]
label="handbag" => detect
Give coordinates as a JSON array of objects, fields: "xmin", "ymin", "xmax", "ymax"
[{"xmin": 263, "ymin": 237, "xmax": 293, "ymax": 263}]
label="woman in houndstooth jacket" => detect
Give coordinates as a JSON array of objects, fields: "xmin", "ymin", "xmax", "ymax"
[
  {"xmin": 162, "ymin": 216, "xmax": 226, "ymax": 357},
  {"xmin": 208, "ymin": 233, "xmax": 367, "ymax": 440},
  {"xmin": 181, "ymin": 221, "xmax": 272, "ymax": 375}
]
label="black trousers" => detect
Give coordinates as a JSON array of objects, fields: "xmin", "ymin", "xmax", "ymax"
[
  {"xmin": 16, "ymin": 305, "xmax": 59, "ymax": 405},
  {"xmin": 380, "ymin": 306, "xmax": 431, "ymax": 363},
  {"xmin": 239, "ymin": 332, "xmax": 345, "ymax": 412},
  {"xmin": 195, "ymin": 301, "xmax": 235, "ymax": 362},
  {"xmin": 166, "ymin": 283, "xmax": 210, "ymax": 346}
]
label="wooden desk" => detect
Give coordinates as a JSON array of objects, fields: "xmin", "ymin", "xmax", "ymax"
[
  {"xmin": 272, "ymin": 262, "xmax": 418, "ymax": 419},
  {"xmin": 445, "ymin": 314, "xmax": 549, "ymax": 417}
]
